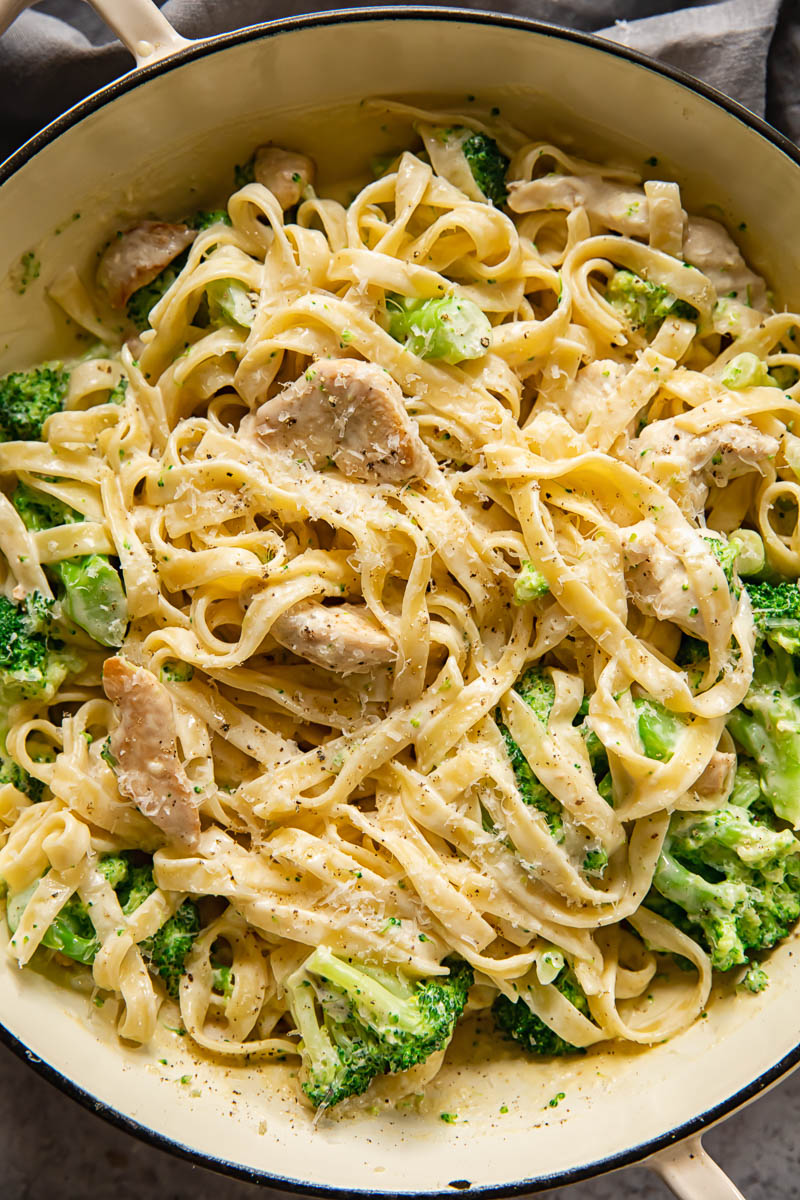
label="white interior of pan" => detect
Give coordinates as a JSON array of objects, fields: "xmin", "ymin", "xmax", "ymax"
[{"xmin": 1, "ymin": 15, "xmax": 800, "ymax": 1192}]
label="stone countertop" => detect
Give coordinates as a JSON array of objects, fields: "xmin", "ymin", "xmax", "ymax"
[{"xmin": 2, "ymin": 1042, "xmax": 800, "ymax": 1199}]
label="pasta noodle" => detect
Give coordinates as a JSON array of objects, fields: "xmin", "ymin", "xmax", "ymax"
[{"xmin": 1, "ymin": 101, "xmax": 798, "ymax": 1113}]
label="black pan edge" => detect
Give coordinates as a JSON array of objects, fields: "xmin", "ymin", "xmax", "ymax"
[{"xmin": 1, "ymin": 7, "xmax": 800, "ymax": 1195}]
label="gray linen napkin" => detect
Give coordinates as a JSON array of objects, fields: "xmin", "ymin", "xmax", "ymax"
[{"xmin": 0, "ymin": 0, "xmax": 796, "ymax": 162}]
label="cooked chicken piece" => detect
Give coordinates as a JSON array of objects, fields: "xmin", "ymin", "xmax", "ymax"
[
  {"xmin": 693, "ymin": 749, "xmax": 736, "ymax": 799},
  {"xmin": 632, "ymin": 419, "xmax": 778, "ymax": 515},
  {"xmin": 254, "ymin": 145, "xmax": 316, "ymax": 210},
  {"xmin": 256, "ymin": 358, "xmax": 427, "ymax": 483},
  {"xmin": 271, "ymin": 600, "xmax": 396, "ymax": 674},
  {"xmin": 103, "ymin": 657, "xmax": 200, "ymax": 846},
  {"xmin": 684, "ymin": 217, "xmax": 767, "ymax": 309},
  {"xmin": 508, "ymin": 175, "xmax": 652, "ymax": 238},
  {"xmin": 96, "ymin": 221, "xmax": 196, "ymax": 309},
  {"xmin": 621, "ymin": 521, "xmax": 706, "ymax": 638}
]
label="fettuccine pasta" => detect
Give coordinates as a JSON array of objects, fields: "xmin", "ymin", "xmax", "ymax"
[{"xmin": 1, "ymin": 101, "xmax": 798, "ymax": 1113}]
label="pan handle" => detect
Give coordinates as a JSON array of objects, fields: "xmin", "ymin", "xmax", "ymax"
[
  {"xmin": 647, "ymin": 1135, "xmax": 745, "ymax": 1199},
  {"xmin": 0, "ymin": 0, "xmax": 192, "ymax": 66}
]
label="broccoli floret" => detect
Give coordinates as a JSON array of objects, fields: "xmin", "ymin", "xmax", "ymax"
[
  {"xmin": 728, "ymin": 528, "xmax": 766, "ymax": 577},
  {"xmin": 386, "ymin": 293, "xmax": 492, "ymax": 365},
  {"xmin": 108, "ymin": 376, "xmax": 128, "ymax": 405},
  {"xmin": 12, "ymin": 483, "xmax": 128, "ymax": 648},
  {"xmin": 5, "ymin": 852, "xmax": 199, "ymax": 989},
  {"xmin": 286, "ymin": 949, "xmax": 472, "ymax": 1109},
  {"xmin": 513, "ymin": 561, "xmax": 550, "ymax": 604},
  {"xmin": 492, "ymin": 966, "xmax": 589, "ymax": 1057},
  {"xmin": 743, "ymin": 579, "xmax": 800, "ymax": 653},
  {"xmin": 11, "ymin": 483, "xmax": 80, "ymax": 532},
  {"xmin": 497, "ymin": 668, "xmax": 563, "ymax": 841},
  {"xmin": 0, "ymin": 726, "xmax": 43, "ymax": 801},
  {"xmin": 6, "ymin": 884, "xmax": 99, "ymax": 964},
  {"xmin": 6, "ymin": 852, "xmax": 133, "ymax": 966},
  {"xmin": 516, "ymin": 666, "xmax": 556, "ymax": 725},
  {"xmin": 234, "ymin": 156, "xmax": 256, "ymax": 189},
  {"xmin": 721, "ymin": 352, "xmax": 779, "ymax": 391},
  {"xmin": 0, "ymin": 365, "xmax": 69, "ymax": 442},
  {"xmin": 742, "ymin": 965, "xmax": 769, "ymax": 993},
  {"xmin": 606, "ymin": 270, "xmax": 697, "ymax": 334},
  {"xmin": 160, "ymin": 660, "xmax": 194, "ymax": 683},
  {"xmin": 97, "ymin": 854, "xmax": 130, "ymax": 889},
  {"xmin": 582, "ymin": 848, "xmax": 609, "ymax": 874},
  {"xmin": 727, "ymin": 581, "xmax": 800, "ymax": 826},
  {"xmin": 648, "ymin": 788, "xmax": 800, "ymax": 971},
  {"xmin": 634, "ymin": 696, "xmax": 684, "ymax": 761},
  {"xmin": 206, "ymin": 278, "xmax": 255, "ymax": 328},
  {"xmin": 127, "ymin": 255, "xmax": 189, "ymax": 332},
  {"xmin": 705, "ymin": 535, "xmax": 740, "ymax": 590},
  {"xmin": 0, "ymin": 592, "xmax": 81, "ymax": 704},
  {"xmin": 111, "ymin": 854, "xmax": 199, "ymax": 996},
  {"xmin": 141, "ymin": 899, "xmax": 200, "ymax": 997},
  {"xmin": 12, "ymin": 488, "xmax": 127, "ymax": 647},
  {"xmin": 461, "ymin": 131, "xmax": 509, "ymax": 206},
  {"xmin": 188, "ymin": 209, "xmax": 231, "ymax": 231},
  {"xmin": 212, "ymin": 962, "xmax": 234, "ymax": 999}
]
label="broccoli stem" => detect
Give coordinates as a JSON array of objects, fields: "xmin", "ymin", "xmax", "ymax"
[{"xmin": 386, "ymin": 294, "xmax": 492, "ymax": 364}]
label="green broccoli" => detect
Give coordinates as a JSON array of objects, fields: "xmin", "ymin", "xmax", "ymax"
[
  {"xmin": 386, "ymin": 294, "xmax": 492, "ymax": 365},
  {"xmin": 234, "ymin": 156, "xmax": 256, "ymax": 189},
  {"xmin": 188, "ymin": 210, "xmax": 231, "ymax": 232},
  {"xmin": 728, "ymin": 529, "xmax": 766, "ymax": 578},
  {"xmin": 492, "ymin": 966, "xmax": 589, "ymax": 1057},
  {"xmin": 141, "ymin": 900, "xmax": 200, "ymax": 997},
  {"xmin": 111, "ymin": 855, "xmax": 199, "ymax": 995},
  {"xmin": 160, "ymin": 660, "xmax": 194, "ymax": 683},
  {"xmin": 497, "ymin": 668, "xmax": 563, "ymax": 841},
  {"xmin": 127, "ymin": 256, "xmax": 189, "ymax": 332},
  {"xmin": 705, "ymin": 535, "xmax": 740, "ymax": 590},
  {"xmin": 212, "ymin": 962, "xmax": 234, "ymax": 999},
  {"xmin": 115, "ymin": 857, "xmax": 157, "ymax": 915},
  {"xmin": 6, "ymin": 854, "xmax": 139, "ymax": 967},
  {"xmin": 727, "ymin": 580, "xmax": 800, "ymax": 826},
  {"xmin": 0, "ymin": 365, "xmax": 69, "ymax": 441},
  {"xmin": 108, "ymin": 377, "xmax": 128, "ymax": 405},
  {"xmin": 286, "ymin": 948, "xmax": 472, "ymax": 1109},
  {"xmin": 0, "ymin": 724, "xmax": 43, "ymax": 801},
  {"xmin": 742, "ymin": 965, "xmax": 769, "ymax": 993},
  {"xmin": 516, "ymin": 666, "xmax": 556, "ymax": 725},
  {"xmin": 648, "ymin": 791, "xmax": 800, "ymax": 971},
  {"xmin": 513, "ymin": 561, "xmax": 550, "ymax": 604},
  {"xmin": 206, "ymin": 278, "xmax": 255, "ymax": 328},
  {"xmin": 12, "ymin": 483, "xmax": 127, "ymax": 648},
  {"xmin": 4, "ymin": 852, "xmax": 199, "ymax": 993},
  {"xmin": 721, "ymin": 352, "xmax": 779, "ymax": 391},
  {"xmin": 606, "ymin": 269, "xmax": 697, "ymax": 334},
  {"xmin": 0, "ymin": 592, "xmax": 81, "ymax": 705},
  {"xmin": 634, "ymin": 696, "xmax": 684, "ymax": 761},
  {"xmin": 461, "ymin": 131, "xmax": 510, "ymax": 206}
]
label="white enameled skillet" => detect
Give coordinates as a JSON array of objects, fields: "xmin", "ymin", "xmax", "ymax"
[{"xmin": 0, "ymin": 2, "xmax": 799, "ymax": 1196}]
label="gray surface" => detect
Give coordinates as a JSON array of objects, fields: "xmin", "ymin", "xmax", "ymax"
[
  {"xmin": 3, "ymin": 1038, "xmax": 800, "ymax": 1198},
  {"xmin": 2, "ymin": 2, "xmax": 800, "ymax": 1199}
]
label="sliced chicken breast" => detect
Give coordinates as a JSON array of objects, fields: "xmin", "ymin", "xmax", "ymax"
[
  {"xmin": 271, "ymin": 600, "xmax": 396, "ymax": 674},
  {"xmin": 256, "ymin": 358, "xmax": 427, "ymax": 483},
  {"xmin": 96, "ymin": 221, "xmax": 196, "ymax": 309},
  {"xmin": 103, "ymin": 656, "xmax": 200, "ymax": 846}
]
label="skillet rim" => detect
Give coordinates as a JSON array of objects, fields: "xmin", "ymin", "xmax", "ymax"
[{"xmin": 1, "ymin": 6, "xmax": 799, "ymax": 1194}]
